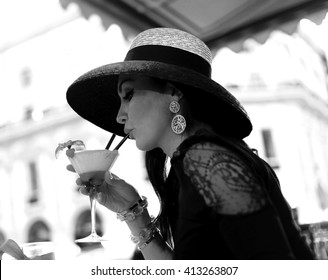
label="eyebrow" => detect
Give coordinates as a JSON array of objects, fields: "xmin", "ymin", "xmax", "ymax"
[{"xmin": 118, "ymin": 78, "xmax": 133, "ymax": 93}]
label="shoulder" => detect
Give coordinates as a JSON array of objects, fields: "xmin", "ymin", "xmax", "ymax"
[{"xmin": 183, "ymin": 141, "xmax": 267, "ymax": 215}]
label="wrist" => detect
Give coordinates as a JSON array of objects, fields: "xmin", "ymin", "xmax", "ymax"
[
  {"xmin": 116, "ymin": 196, "xmax": 152, "ymax": 235},
  {"xmin": 130, "ymin": 217, "xmax": 160, "ymax": 251},
  {"xmin": 117, "ymin": 196, "xmax": 148, "ymax": 222},
  {"xmin": 126, "ymin": 210, "xmax": 152, "ymax": 235}
]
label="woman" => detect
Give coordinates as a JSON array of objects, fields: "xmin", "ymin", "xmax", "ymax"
[{"xmin": 66, "ymin": 28, "xmax": 314, "ymax": 259}]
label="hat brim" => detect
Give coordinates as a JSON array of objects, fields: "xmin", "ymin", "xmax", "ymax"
[{"xmin": 66, "ymin": 61, "xmax": 252, "ymax": 138}]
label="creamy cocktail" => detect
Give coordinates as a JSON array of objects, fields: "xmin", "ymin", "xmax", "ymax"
[
  {"xmin": 68, "ymin": 149, "xmax": 118, "ymax": 184},
  {"xmin": 55, "ymin": 139, "xmax": 119, "ymax": 243},
  {"xmin": 68, "ymin": 149, "xmax": 118, "ymax": 242}
]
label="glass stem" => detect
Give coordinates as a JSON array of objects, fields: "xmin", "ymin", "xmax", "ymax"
[{"xmin": 89, "ymin": 189, "xmax": 98, "ymax": 236}]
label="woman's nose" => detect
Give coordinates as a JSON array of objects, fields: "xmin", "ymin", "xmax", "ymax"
[{"xmin": 116, "ymin": 106, "xmax": 127, "ymax": 124}]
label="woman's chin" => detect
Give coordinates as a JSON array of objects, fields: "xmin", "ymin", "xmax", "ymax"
[
  {"xmin": 135, "ymin": 139, "xmax": 145, "ymax": 151},
  {"xmin": 135, "ymin": 139, "xmax": 155, "ymax": 152}
]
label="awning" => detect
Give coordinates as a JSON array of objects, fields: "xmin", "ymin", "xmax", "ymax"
[{"xmin": 59, "ymin": 0, "xmax": 328, "ymax": 51}]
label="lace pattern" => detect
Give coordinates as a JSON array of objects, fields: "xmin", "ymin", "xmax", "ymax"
[{"xmin": 183, "ymin": 142, "xmax": 267, "ymax": 215}]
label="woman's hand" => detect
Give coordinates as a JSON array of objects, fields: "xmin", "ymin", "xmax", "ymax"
[{"xmin": 66, "ymin": 164, "xmax": 141, "ymax": 213}]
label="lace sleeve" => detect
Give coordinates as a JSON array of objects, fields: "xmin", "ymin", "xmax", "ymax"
[{"xmin": 183, "ymin": 142, "xmax": 267, "ymax": 215}]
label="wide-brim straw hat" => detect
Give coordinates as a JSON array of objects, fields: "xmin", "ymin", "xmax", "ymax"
[{"xmin": 66, "ymin": 28, "xmax": 252, "ymax": 139}]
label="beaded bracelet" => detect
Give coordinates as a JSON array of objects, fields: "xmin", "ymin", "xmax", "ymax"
[
  {"xmin": 116, "ymin": 196, "xmax": 148, "ymax": 222},
  {"xmin": 137, "ymin": 231, "xmax": 158, "ymax": 250},
  {"xmin": 130, "ymin": 218, "xmax": 159, "ymax": 250}
]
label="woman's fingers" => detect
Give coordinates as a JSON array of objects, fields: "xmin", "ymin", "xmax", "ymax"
[
  {"xmin": 104, "ymin": 171, "xmax": 120, "ymax": 183},
  {"xmin": 96, "ymin": 192, "xmax": 106, "ymax": 205},
  {"xmin": 104, "ymin": 172, "xmax": 112, "ymax": 183},
  {"xmin": 76, "ymin": 177, "xmax": 83, "ymax": 186},
  {"xmin": 79, "ymin": 185, "xmax": 89, "ymax": 195}
]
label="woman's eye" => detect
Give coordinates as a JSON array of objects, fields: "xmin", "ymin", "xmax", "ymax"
[{"xmin": 123, "ymin": 90, "xmax": 134, "ymax": 101}]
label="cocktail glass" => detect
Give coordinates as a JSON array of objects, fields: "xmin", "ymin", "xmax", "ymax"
[{"xmin": 68, "ymin": 149, "xmax": 119, "ymax": 243}]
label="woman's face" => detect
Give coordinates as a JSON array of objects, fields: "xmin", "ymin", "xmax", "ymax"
[{"xmin": 116, "ymin": 75, "xmax": 175, "ymax": 151}]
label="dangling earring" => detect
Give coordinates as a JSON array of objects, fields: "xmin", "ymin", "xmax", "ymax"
[{"xmin": 169, "ymin": 101, "xmax": 186, "ymax": 134}]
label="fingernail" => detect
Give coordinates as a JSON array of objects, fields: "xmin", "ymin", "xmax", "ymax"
[{"xmin": 96, "ymin": 192, "xmax": 102, "ymax": 203}]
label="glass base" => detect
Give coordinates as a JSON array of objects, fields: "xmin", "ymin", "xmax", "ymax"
[{"xmin": 75, "ymin": 233, "xmax": 108, "ymax": 243}]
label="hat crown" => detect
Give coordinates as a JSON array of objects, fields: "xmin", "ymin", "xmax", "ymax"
[{"xmin": 129, "ymin": 28, "xmax": 212, "ymax": 65}]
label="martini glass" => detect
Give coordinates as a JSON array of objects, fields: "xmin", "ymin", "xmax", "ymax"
[{"xmin": 68, "ymin": 149, "xmax": 119, "ymax": 243}]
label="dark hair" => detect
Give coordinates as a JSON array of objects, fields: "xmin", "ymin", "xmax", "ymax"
[
  {"xmin": 144, "ymin": 80, "xmax": 198, "ymax": 248},
  {"xmin": 145, "ymin": 148, "xmax": 171, "ymax": 246},
  {"xmin": 145, "ymin": 79, "xmax": 264, "ymax": 248}
]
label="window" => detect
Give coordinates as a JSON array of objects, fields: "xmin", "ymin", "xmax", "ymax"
[
  {"xmin": 75, "ymin": 210, "xmax": 103, "ymax": 250},
  {"xmin": 28, "ymin": 220, "xmax": 51, "ymax": 242},
  {"xmin": 261, "ymin": 129, "xmax": 279, "ymax": 169},
  {"xmin": 28, "ymin": 161, "xmax": 39, "ymax": 204},
  {"xmin": 0, "ymin": 230, "xmax": 6, "ymax": 246},
  {"xmin": 20, "ymin": 67, "xmax": 32, "ymax": 88}
]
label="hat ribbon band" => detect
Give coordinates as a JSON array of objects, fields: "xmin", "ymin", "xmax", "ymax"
[{"xmin": 124, "ymin": 45, "xmax": 211, "ymax": 77}]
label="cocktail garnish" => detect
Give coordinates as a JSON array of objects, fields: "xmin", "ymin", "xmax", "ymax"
[
  {"xmin": 55, "ymin": 140, "xmax": 85, "ymax": 159},
  {"xmin": 66, "ymin": 149, "xmax": 75, "ymax": 158}
]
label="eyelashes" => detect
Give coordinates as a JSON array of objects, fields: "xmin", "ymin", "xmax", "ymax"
[{"xmin": 123, "ymin": 90, "xmax": 134, "ymax": 101}]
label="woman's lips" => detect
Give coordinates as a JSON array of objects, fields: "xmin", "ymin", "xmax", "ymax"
[{"xmin": 127, "ymin": 130, "xmax": 135, "ymax": 139}]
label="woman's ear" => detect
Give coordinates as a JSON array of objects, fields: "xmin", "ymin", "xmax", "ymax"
[{"xmin": 168, "ymin": 83, "xmax": 183, "ymax": 100}]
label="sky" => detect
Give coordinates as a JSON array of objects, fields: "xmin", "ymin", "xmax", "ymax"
[{"xmin": 0, "ymin": 0, "xmax": 75, "ymax": 51}]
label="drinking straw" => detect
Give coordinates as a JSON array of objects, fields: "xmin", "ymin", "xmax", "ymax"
[
  {"xmin": 105, "ymin": 134, "xmax": 116, "ymax": 150},
  {"xmin": 114, "ymin": 134, "xmax": 129, "ymax": 150}
]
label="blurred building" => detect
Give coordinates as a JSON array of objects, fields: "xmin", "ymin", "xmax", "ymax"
[
  {"xmin": 1, "ymin": 1, "xmax": 328, "ymax": 259},
  {"xmin": 212, "ymin": 27, "xmax": 328, "ymax": 225},
  {"xmin": 0, "ymin": 2, "xmax": 156, "ymax": 259}
]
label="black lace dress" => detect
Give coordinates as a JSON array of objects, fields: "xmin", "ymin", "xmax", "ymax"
[{"xmin": 165, "ymin": 132, "xmax": 314, "ymax": 260}]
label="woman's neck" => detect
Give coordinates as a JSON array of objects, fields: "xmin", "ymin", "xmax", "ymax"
[
  {"xmin": 162, "ymin": 133, "xmax": 186, "ymax": 158},
  {"xmin": 163, "ymin": 123, "xmax": 215, "ymax": 158}
]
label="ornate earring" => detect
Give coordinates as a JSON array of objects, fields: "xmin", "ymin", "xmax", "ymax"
[{"xmin": 169, "ymin": 101, "xmax": 186, "ymax": 134}]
